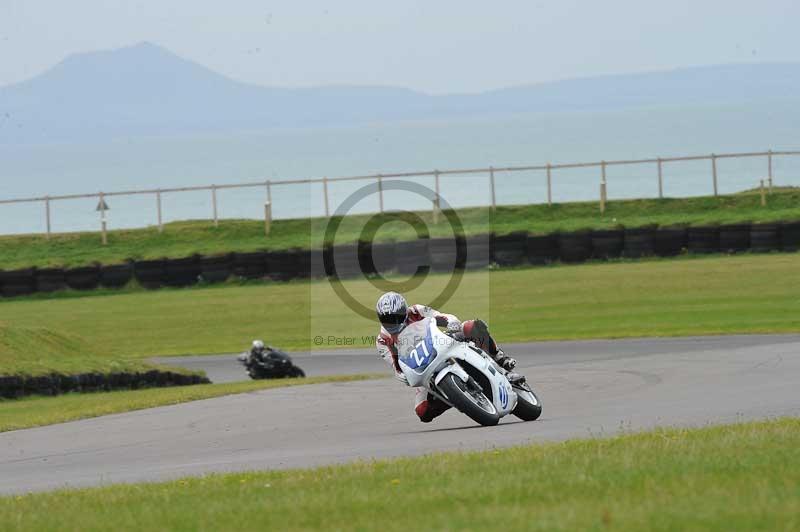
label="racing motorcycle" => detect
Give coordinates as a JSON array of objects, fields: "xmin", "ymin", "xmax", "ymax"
[
  {"xmin": 237, "ymin": 347, "xmax": 306, "ymax": 379},
  {"xmin": 397, "ymin": 317, "xmax": 541, "ymax": 426}
]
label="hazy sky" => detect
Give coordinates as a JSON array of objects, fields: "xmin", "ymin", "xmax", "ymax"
[{"xmin": 1, "ymin": 0, "xmax": 798, "ymax": 93}]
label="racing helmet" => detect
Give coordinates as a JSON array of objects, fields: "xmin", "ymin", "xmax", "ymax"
[
  {"xmin": 376, "ymin": 292, "xmax": 408, "ymax": 334},
  {"xmin": 252, "ymin": 339, "xmax": 265, "ymax": 353}
]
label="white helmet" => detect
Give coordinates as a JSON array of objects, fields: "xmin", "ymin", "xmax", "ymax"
[
  {"xmin": 252, "ymin": 340, "xmax": 265, "ymax": 351},
  {"xmin": 376, "ymin": 292, "xmax": 408, "ymax": 334}
]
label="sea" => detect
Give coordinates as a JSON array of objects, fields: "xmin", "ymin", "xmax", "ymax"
[{"xmin": 1, "ymin": 100, "xmax": 798, "ymax": 235}]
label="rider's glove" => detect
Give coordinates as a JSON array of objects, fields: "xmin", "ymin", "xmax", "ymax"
[
  {"xmin": 499, "ymin": 356, "xmax": 517, "ymax": 371},
  {"xmin": 394, "ymin": 372, "xmax": 409, "ymax": 386},
  {"xmin": 446, "ymin": 320, "xmax": 463, "ymax": 334}
]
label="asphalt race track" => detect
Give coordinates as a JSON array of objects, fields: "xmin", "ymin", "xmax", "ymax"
[{"xmin": 2, "ymin": 335, "xmax": 800, "ymax": 494}]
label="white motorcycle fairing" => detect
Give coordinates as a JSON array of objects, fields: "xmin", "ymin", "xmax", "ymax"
[{"xmin": 396, "ymin": 318, "xmax": 517, "ymax": 417}]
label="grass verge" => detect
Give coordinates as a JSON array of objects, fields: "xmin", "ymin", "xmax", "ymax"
[
  {"xmin": 0, "ymin": 253, "xmax": 798, "ymax": 361},
  {"xmin": 2, "ymin": 189, "xmax": 800, "ymax": 269},
  {"xmin": 0, "ymin": 374, "xmax": 380, "ymax": 433},
  {"xmin": 0, "ymin": 324, "xmax": 152, "ymax": 376},
  {"xmin": 1, "ymin": 417, "xmax": 798, "ymax": 530}
]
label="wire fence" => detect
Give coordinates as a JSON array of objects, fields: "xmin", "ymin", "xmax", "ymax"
[{"xmin": 2, "ymin": 148, "xmax": 798, "ymax": 239}]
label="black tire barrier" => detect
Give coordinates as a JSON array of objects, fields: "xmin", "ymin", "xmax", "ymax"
[
  {"xmin": 718, "ymin": 223, "xmax": 751, "ymax": 253},
  {"xmin": 164, "ymin": 256, "xmax": 201, "ymax": 287},
  {"xmin": 232, "ymin": 251, "xmax": 268, "ymax": 279},
  {"xmin": 368, "ymin": 242, "xmax": 397, "ymax": 276},
  {"xmin": 492, "ymin": 232, "xmax": 528, "ymax": 266},
  {"xmin": 654, "ymin": 227, "xmax": 686, "ymax": 257},
  {"xmin": 464, "ymin": 234, "xmax": 491, "ymax": 270},
  {"xmin": 199, "ymin": 254, "xmax": 232, "ymax": 284},
  {"xmin": 558, "ymin": 232, "xmax": 592, "ymax": 263},
  {"xmin": 266, "ymin": 250, "xmax": 303, "ymax": 281},
  {"xmin": 35, "ymin": 267, "xmax": 66, "ymax": 293},
  {"xmin": 6, "ymin": 218, "xmax": 800, "ymax": 300},
  {"xmin": 66, "ymin": 266, "xmax": 101, "ymax": 290},
  {"xmin": 330, "ymin": 244, "xmax": 362, "ymax": 279},
  {"xmin": 591, "ymin": 229, "xmax": 624, "ymax": 259},
  {"xmin": 0, "ymin": 268, "xmax": 37, "ymax": 298},
  {"xmin": 309, "ymin": 247, "xmax": 331, "ymax": 278},
  {"xmin": 293, "ymin": 249, "xmax": 312, "ymax": 279},
  {"xmin": 0, "ymin": 370, "xmax": 211, "ymax": 399},
  {"xmin": 623, "ymin": 227, "xmax": 656, "ymax": 258},
  {"xmin": 750, "ymin": 223, "xmax": 780, "ymax": 253},
  {"xmin": 687, "ymin": 227, "xmax": 719, "ymax": 254},
  {"xmin": 527, "ymin": 234, "xmax": 559, "ymax": 265},
  {"xmin": 781, "ymin": 221, "xmax": 800, "ymax": 252},
  {"xmin": 429, "ymin": 238, "xmax": 459, "ymax": 273},
  {"xmin": 100, "ymin": 263, "xmax": 133, "ymax": 288},
  {"xmin": 395, "ymin": 239, "xmax": 430, "ymax": 276},
  {"xmin": 134, "ymin": 259, "xmax": 167, "ymax": 289}
]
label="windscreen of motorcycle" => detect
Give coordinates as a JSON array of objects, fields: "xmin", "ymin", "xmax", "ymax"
[{"xmin": 396, "ymin": 318, "xmax": 456, "ymax": 374}]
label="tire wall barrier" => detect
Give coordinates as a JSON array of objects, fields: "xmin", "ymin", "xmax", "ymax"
[
  {"xmin": 623, "ymin": 227, "xmax": 656, "ymax": 258},
  {"xmin": 395, "ymin": 239, "xmax": 430, "ymax": 276},
  {"xmin": 464, "ymin": 234, "xmax": 491, "ymax": 270},
  {"xmin": 0, "ymin": 370, "xmax": 211, "ymax": 399},
  {"xmin": 558, "ymin": 232, "xmax": 592, "ymax": 263},
  {"xmin": 66, "ymin": 266, "xmax": 101, "ymax": 290},
  {"xmin": 750, "ymin": 223, "xmax": 780, "ymax": 253},
  {"xmin": 687, "ymin": 226, "xmax": 719, "ymax": 254},
  {"xmin": 654, "ymin": 227, "xmax": 686, "ymax": 257},
  {"xmin": 1, "ymin": 220, "xmax": 799, "ymax": 298},
  {"xmin": 492, "ymin": 232, "xmax": 527, "ymax": 266},
  {"xmin": 527, "ymin": 234, "xmax": 558, "ymax": 264},
  {"xmin": 591, "ymin": 230, "xmax": 624, "ymax": 259},
  {"xmin": 719, "ymin": 224, "xmax": 751, "ymax": 253}
]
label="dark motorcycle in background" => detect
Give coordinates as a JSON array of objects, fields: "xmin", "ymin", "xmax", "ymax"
[{"xmin": 237, "ymin": 347, "xmax": 306, "ymax": 379}]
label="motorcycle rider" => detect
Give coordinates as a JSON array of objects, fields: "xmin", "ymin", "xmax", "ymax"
[
  {"xmin": 375, "ymin": 291, "xmax": 517, "ymax": 423},
  {"xmin": 248, "ymin": 340, "xmax": 268, "ymax": 365}
]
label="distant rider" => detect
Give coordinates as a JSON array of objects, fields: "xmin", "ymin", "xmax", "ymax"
[
  {"xmin": 248, "ymin": 340, "xmax": 268, "ymax": 365},
  {"xmin": 374, "ymin": 291, "xmax": 517, "ymax": 423}
]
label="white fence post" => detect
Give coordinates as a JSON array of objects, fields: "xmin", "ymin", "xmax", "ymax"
[
  {"xmin": 433, "ymin": 170, "xmax": 441, "ymax": 223},
  {"xmin": 156, "ymin": 190, "xmax": 163, "ymax": 233},
  {"xmin": 99, "ymin": 192, "xmax": 108, "ymax": 246},
  {"xmin": 711, "ymin": 154, "xmax": 718, "ymax": 196},
  {"xmin": 546, "ymin": 163, "xmax": 552, "ymax": 206},
  {"xmin": 45, "ymin": 196, "xmax": 51, "ymax": 240},
  {"xmin": 600, "ymin": 161, "xmax": 608, "ymax": 214},
  {"xmin": 377, "ymin": 174, "xmax": 384, "ymax": 213},
  {"xmin": 211, "ymin": 184, "xmax": 219, "ymax": 227},
  {"xmin": 657, "ymin": 157, "xmax": 664, "ymax": 199},
  {"xmin": 489, "ymin": 166, "xmax": 496, "ymax": 212},
  {"xmin": 266, "ymin": 180, "xmax": 273, "ymax": 205},
  {"xmin": 264, "ymin": 201, "xmax": 272, "ymax": 236},
  {"xmin": 767, "ymin": 149, "xmax": 774, "ymax": 192},
  {"xmin": 323, "ymin": 177, "xmax": 330, "ymax": 217}
]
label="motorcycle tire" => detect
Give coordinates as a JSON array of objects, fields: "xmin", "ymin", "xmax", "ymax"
[
  {"xmin": 288, "ymin": 366, "xmax": 306, "ymax": 378},
  {"xmin": 438, "ymin": 373, "xmax": 500, "ymax": 427},
  {"xmin": 248, "ymin": 369, "xmax": 266, "ymax": 380},
  {"xmin": 512, "ymin": 382, "xmax": 542, "ymax": 421}
]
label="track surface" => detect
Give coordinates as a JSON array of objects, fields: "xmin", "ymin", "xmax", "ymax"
[{"xmin": 2, "ymin": 335, "xmax": 800, "ymax": 494}]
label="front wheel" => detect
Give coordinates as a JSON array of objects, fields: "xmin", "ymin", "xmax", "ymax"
[
  {"xmin": 288, "ymin": 366, "xmax": 305, "ymax": 378},
  {"xmin": 438, "ymin": 373, "xmax": 500, "ymax": 426},
  {"xmin": 512, "ymin": 382, "xmax": 542, "ymax": 421}
]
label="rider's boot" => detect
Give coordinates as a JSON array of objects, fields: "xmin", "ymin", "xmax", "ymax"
[{"xmin": 466, "ymin": 319, "xmax": 517, "ymax": 371}]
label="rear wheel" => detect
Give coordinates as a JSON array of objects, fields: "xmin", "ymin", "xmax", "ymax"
[
  {"xmin": 512, "ymin": 382, "xmax": 542, "ymax": 421},
  {"xmin": 438, "ymin": 373, "xmax": 500, "ymax": 426}
]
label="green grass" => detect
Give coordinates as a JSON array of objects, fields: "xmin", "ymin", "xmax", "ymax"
[
  {"xmin": 0, "ymin": 373, "xmax": 380, "ymax": 433},
  {"xmin": 3, "ymin": 189, "xmax": 800, "ymax": 269},
  {"xmin": 0, "ymin": 253, "xmax": 798, "ymax": 364},
  {"xmin": 2, "ymin": 417, "xmax": 798, "ymax": 531},
  {"xmin": 0, "ymin": 324, "xmax": 152, "ymax": 376}
]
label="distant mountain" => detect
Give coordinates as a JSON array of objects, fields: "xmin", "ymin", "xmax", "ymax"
[{"xmin": 1, "ymin": 42, "xmax": 799, "ymax": 144}]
